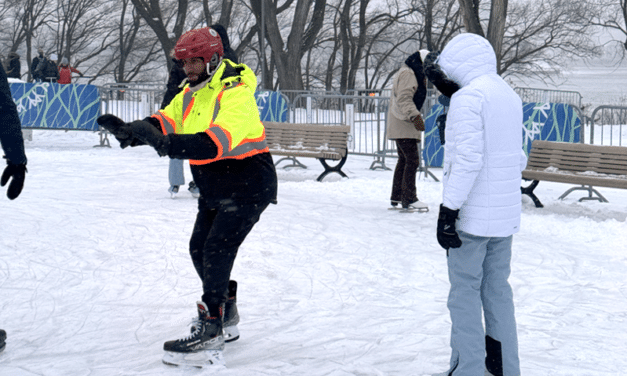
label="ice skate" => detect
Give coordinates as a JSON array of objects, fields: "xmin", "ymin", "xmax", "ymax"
[
  {"xmin": 223, "ymin": 280, "xmax": 240, "ymax": 342},
  {"xmin": 163, "ymin": 302, "xmax": 225, "ymax": 368},
  {"xmin": 168, "ymin": 185, "xmax": 179, "ymax": 198},
  {"xmin": 387, "ymin": 200, "xmax": 402, "ymax": 210},
  {"xmin": 0, "ymin": 329, "xmax": 6, "ymax": 353},
  {"xmin": 400, "ymin": 200, "xmax": 429, "ymax": 213},
  {"xmin": 188, "ymin": 181, "xmax": 200, "ymax": 198},
  {"xmin": 190, "ymin": 281, "xmax": 240, "ymax": 342}
]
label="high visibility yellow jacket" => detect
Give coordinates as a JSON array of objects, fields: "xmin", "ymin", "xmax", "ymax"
[
  {"xmin": 152, "ymin": 59, "xmax": 269, "ymax": 165},
  {"xmin": 148, "ymin": 59, "xmax": 277, "ymax": 207}
]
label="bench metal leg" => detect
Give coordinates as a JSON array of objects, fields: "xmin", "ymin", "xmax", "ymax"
[
  {"xmin": 275, "ymin": 156, "xmax": 307, "ymax": 169},
  {"xmin": 559, "ymin": 185, "xmax": 609, "ymax": 203},
  {"xmin": 521, "ymin": 180, "xmax": 544, "ymax": 208},
  {"xmin": 317, "ymin": 155, "xmax": 349, "ymax": 182}
]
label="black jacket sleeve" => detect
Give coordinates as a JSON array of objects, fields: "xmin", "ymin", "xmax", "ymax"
[
  {"xmin": 141, "ymin": 116, "xmax": 218, "ymax": 160},
  {"xmin": 0, "ymin": 64, "xmax": 27, "ymax": 165}
]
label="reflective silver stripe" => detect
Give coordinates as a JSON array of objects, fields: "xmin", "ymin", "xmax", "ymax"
[
  {"xmin": 157, "ymin": 112, "xmax": 175, "ymax": 134},
  {"xmin": 224, "ymin": 139, "xmax": 268, "ymax": 157},
  {"xmin": 183, "ymin": 90, "xmax": 194, "ymax": 115},
  {"xmin": 208, "ymin": 126, "xmax": 268, "ymax": 158},
  {"xmin": 212, "ymin": 82, "xmax": 240, "ymax": 123}
]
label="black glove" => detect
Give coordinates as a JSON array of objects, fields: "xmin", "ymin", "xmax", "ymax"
[
  {"xmin": 437, "ymin": 204, "xmax": 462, "ymax": 250},
  {"xmin": 97, "ymin": 114, "xmax": 135, "ymax": 148},
  {"xmin": 436, "ymin": 113, "xmax": 447, "ymax": 145},
  {"xmin": 127, "ymin": 120, "xmax": 171, "ymax": 157},
  {"xmin": 1, "ymin": 161, "xmax": 27, "ymax": 200}
]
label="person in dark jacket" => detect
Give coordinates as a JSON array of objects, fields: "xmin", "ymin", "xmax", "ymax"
[
  {"xmin": 5, "ymin": 52, "xmax": 21, "ymax": 79},
  {"xmin": 35, "ymin": 53, "xmax": 59, "ymax": 83},
  {"xmin": 0, "ymin": 63, "xmax": 28, "ymax": 352},
  {"xmin": 31, "ymin": 48, "xmax": 45, "ymax": 82},
  {"xmin": 97, "ymin": 27, "xmax": 277, "ymax": 368},
  {"xmin": 0, "ymin": 63, "xmax": 27, "ymax": 201}
]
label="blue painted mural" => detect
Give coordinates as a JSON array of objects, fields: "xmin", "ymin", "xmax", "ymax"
[
  {"xmin": 423, "ymin": 102, "xmax": 582, "ymax": 167},
  {"xmin": 255, "ymin": 91, "xmax": 288, "ymax": 122},
  {"xmin": 10, "ymin": 82, "xmax": 101, "ymax": 131}
]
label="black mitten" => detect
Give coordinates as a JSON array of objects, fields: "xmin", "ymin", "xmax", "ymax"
[
  {"xmin": 97, "ymin": 114, "xmax": 135, "ymax": 148},
  {"xmin": 437, "ymin": 204, "xmax": 462, "ymax": 250},
  {"xmin": 128, "ymin": 120, "xmax": 171, "ymax": 157},
  {"xmin": 1, "ymin": 161, "xmax": 27, "ymax": 200}
]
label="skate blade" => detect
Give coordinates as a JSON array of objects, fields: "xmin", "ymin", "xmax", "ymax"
[
  {"xmin": 399, "ymin": 207, "xmax": 429, "ymax": 213},
  {"xmin": 224, "ymin": 326, "xmax": 240, "ymax": 343},
  {"xmin": 162, "ymin": 349, "xmax": 225, "ymax": 368}
]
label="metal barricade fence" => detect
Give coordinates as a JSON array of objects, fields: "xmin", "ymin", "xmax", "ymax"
[
  {"xmin": 514, "ymin": 87, "xmax": 583, "ymax": 109},
  {"xmin": 98, "ymin": 83, "xmax": 165, "ymax": 122},
  {"xmin": 589, "ymin": 106, "xmax": 627, "ymax": 146},
  {"xmin": 288, "ymin": 89, "xmax": 439, "ymax": 171}
]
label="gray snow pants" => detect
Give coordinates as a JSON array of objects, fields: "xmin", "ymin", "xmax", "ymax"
[{"xmin": 446, "ymin": 231, "xmax": 520, "ymax": 376}]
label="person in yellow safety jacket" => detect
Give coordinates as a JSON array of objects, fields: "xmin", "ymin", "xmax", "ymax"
[{"xmin": 97, "ymin": 27, "xmax": 277, "ymax": 368}]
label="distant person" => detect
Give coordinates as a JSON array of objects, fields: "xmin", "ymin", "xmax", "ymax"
[
  {"xmin": 35, "ymin": 53, "xmax": 59, "ymax": 83},
  {"xmin": 31, "ymin": 48, "xmax": 45, "ymax": 82},
  {"xmin": 57, "ymin": 57, "xmax": 83, "ymax": 84},
  {"xmin": 425, "ymin": 33, "xmax": 527, "ymax": 376},
  {"xmin": 160, "ymin": 51, "xmax": 198, "ymax": 197},
  {"xmin": 5, "ymin": 52, "xmax": 21, "ymax": 79},
  {"xmin": 0, "ymin": 62, "xmax": 29, "ymax": 352},
  {"xmin": 386, "ymin": 49, "xmax": 429, "ymax": 213},
  {"xmin": 210, "ymin": 24, "xmax": 238, "ymax": 63}
]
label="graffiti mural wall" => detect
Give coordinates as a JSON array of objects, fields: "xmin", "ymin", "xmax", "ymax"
[
  {"xmin": 9, "ymin": 82, "xmax": 101, "ymax": 131},
  {"xmin": 423, "ymin": 102, "xmax": 582, "ymax": 167}
]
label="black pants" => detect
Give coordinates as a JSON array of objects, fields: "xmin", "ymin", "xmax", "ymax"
[
  {"xmin": 391, "ymin": 138, "xmax": 420, "ymax": 205},
  {"xmin": 189, "ymin": 199, "xmax": 270, "ymax": 307}
]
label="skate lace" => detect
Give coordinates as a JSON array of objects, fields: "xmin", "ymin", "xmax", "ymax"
[{"xmin": 179, "ymin": 324, "xmax": 202, "ymax": 342}]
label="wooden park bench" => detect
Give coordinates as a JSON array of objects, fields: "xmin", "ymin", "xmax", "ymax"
[
  {"xmin": 521, "ymin": 140, "xmax": 627, "ymax": 207},
  {"xmin": 263, "ymin": 121, "xmax": 351, "ymax": 182}
]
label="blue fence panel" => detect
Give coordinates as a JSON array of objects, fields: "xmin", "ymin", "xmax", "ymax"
[
  {"xmin": 255, "ymin": 91, "xmax": 288, "ymax": 122},
  {"xmin": 423, "ymin": 102, "xmax": 581, "ymax": 167},
  {"xmin": 10, "ymin": 82, "xmax": 101, "ymax": 131}
]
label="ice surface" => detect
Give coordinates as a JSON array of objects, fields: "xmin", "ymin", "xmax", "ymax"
[{"xmin": 0, "ymin": 130, "xmax": 626, "ymax": 375}]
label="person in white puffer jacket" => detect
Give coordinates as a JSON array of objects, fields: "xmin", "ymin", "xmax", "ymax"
[{"xmin": 427, "ymin": 33, "xmax": 527, "ymax": 376}]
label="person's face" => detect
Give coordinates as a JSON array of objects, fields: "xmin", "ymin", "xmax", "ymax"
[{"xmin": 182, "ymin": 57, "xmax": 207, "ymax": 85}]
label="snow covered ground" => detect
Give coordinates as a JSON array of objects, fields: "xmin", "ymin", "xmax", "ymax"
[{"xmin": 1, "ymin": 129, "xmax": 626, "ymax": 376}]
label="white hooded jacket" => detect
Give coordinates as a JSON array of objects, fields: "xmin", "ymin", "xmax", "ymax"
[{"xmin": 438, "ymin": 33, "xmax": 528, "ymax": 237}]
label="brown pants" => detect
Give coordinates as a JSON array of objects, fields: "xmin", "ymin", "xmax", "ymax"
[{"xmin": 390, "ymin": 138, "xmax": 420, "ymax": 205}]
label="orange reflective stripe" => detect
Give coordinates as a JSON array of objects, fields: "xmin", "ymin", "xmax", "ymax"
[
  {"xmin": 151, "ymin": 112, "xmax": 176, "ymax": 135},
  {"xmin": 190, "ymin": 126, "xmax": 269, "ymax": 165}
]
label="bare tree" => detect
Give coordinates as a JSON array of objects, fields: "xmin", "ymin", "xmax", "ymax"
[
  {"xmin": 590, "ymin": 0, "xmax": 627, "ymax": 60},
  {"xmin": 250, "ymin": 0, "xmax": 327, "ymax": 91}
]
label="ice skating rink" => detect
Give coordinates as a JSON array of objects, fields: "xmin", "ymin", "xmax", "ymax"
[{"xmin": 1, "ymin": 131, "xmax": 626, "ymax": 375}]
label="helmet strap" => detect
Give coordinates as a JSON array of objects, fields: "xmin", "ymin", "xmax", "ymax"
[{"xmin": 205, "ymin": 54, "xmax": 223, "ymax": 82}]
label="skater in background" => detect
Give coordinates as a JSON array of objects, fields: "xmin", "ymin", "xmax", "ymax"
[
  {"xmin": 164, "ymin": 24, "xmax": 237, "ymax": 198},
  {"xmin": 31, "ymin": 48, "xmax": 45, "ymax": 82},
  {"xmin": 385, "ymin": 49, "xmax": 429, "ymax": 212},
  {"xmin": 97, "ymin": 26, "xmax": 277, "ymax": 368},
  {"xmin": 160, "ymin": 50, "xmax": 194, "ymax": 197},
  {"xmin": 0, "ymin": 61, "xmax": 29, "ymax": 354},
  {"xmin": 5, "ymin": 52, "xmax": 21, "ymax": 79},
  {"xmin": 57, "ymin": 57, "xmax": 83, "ymax": 84},
  {"xmin": 425, "ymin": 33, "xmax": 527, "ymax": 376},
  {"xmin": 35, "ymin": 53, "xmax": 59, "ymax": 83}
]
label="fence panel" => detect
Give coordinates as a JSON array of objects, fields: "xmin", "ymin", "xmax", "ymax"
[
  {"xmin": 589, "ymin": 106, "xmax": 627, "ymax": 146},
  {"xmin": 514, "ymin": 87, "xmax": 582, "ymax": 109},
  {"xmin": 98, "ymin": 83, "xmax": 164, "ymax": 123}
]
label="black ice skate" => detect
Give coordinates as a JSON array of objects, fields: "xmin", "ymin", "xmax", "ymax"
[
  {"xmin": 0, "ymin": 329, "xmax": 6, "ymax": 353},
  {"xmin": 162, "ymin": 302, "xmax": 225, "ymax": 368},
  {"xmin": 190, "ymin": 281, "xmax": 240, "ymax": 343},
  {"xmin": 223, "ymin": 280, "xmax": 240, "ymax": 342}
]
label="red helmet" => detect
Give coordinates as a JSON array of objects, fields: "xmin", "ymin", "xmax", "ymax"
[{"xmin": 174, "ymin": 27, "xmax": 223, "ymax": 62}]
